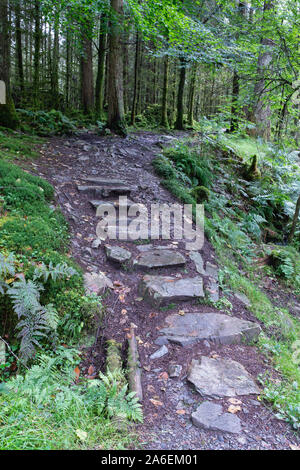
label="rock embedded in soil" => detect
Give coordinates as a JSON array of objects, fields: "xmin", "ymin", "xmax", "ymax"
[
  {"xmin": 189, "ymin": 251, "xmax": 205, "ymax": 275},
  {"xmin": 234, "ymin": 292, "xmax": 251, "ymax": 306},
  {"xmin": 205, "ymin": 278, "xmax": 220, "ymax": 302},
  {"xmin": 105, "ymin": 245, "xmax": 132, "ymax": 264},
  {"xmin": 188, "ymin": 356, "xmax": 260, "ymax": 398},
  {"xmin": 192, "ymin": 401, "xmax": 242, "ymax": 434},
  {"xmin": 139, "ymin": 275, "xmax": 204, "ymax": 307},
  {"xmin": 155, "ymin": 312, "xmax": 261, "ymax": 347},
  {"xmin": 84, "ymin": 271, "xmax": 113, "ymax": 295},
  {"xmin": 82, "ymin": 177, "xmax": 128, "ymax": 186},
  {"xmin": 134, "ymin": 249, "xmax": 186, "ymax": 270},
  {"xmin": 77, "ymin": 184, "xmax": 133, "ymax": 198},
  {"xmin": 168, "ymin": 363, "xmax": 183, "ymax": 378},
  {"xmin": 150, "ymin": 345, "xmax": 168, "ymax": 360},
  {"xmin": 205, "ymin": 261, "xmax": 219, "ymax": 280}
]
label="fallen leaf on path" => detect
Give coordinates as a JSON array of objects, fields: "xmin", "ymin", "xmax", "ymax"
[
  {"xmin": 228, "ymin": 398, "xmax": 242, "ymax": 405},
  {"xmin": 88, "ymin": 365, "xmax": 95, "ymax": 376},
  {"xmin": 149, "ymin": 399, "xmax": 163, "ymax": 407},
  {"xmin": 74, "ymin": 366, "xmax": 80, "ymax": 381},
  {"xmin": 176, "ymin": 409, "xmax": 186, "ymax": 415},
  {"xmin": 158, "ymin": 372, "xmax": 169, "ymax": 381},
  {"xmin": 228, "ymin": 405, "xmax": 241, "ymax": 414}
]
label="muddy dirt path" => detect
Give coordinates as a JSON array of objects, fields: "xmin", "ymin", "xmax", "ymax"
[{"xmin": 23, "ymin": 130, "xmax": 300, "ymax": 450}]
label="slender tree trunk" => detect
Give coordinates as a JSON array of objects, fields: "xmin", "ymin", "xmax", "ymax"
[
  {"xmin": 131, "ymin": 32, "xmax": 141, "ymax": 125},
  {"xmin": 81, "ymin": 32, "xmax": 94, "ymax": 114},
  {"xmin": 0, "ymin": 0, "xmax": 18, "ymax": 128},
  {"xmin": 161, "ymin": 55, "xmax": 169, "ymax": 128},
  {"xmin": 33, "ymin": 0, "xmax": 41, "ymax": 107},
  {"xmin": 288, "ymin": 195, "xmax": 300, "ymax": 243},
  {"xmin": 187, "ymin": 63, "xmax": 197, "ymax": 128},
  {"xmin": 252, "ymin": 0, "xmax": 274, "ymax": 139},
  {"xmin": 51, "ymin": 9, "xmax": 60, "ymax": 108},
  {"xmin": 95, "ymin": 16, "xmax": 108, "ymax": 119},
  {"xmin": 107, "ymin": 0, "xmax": 126, "ymax": 135},
  {"xmin": 15, "ymin": 0, "xmax": 24, "ymax": 97},
  {"xmin": 175, "ymin": 58, "xmax": 186, "ymax": 130},
  {"xmin": 229, "ymin": 70, "xmax": 240, "ymax": 132},
  {"xmin": 65, "ymin": 28, "xmax": 71, "ymax": 107}
]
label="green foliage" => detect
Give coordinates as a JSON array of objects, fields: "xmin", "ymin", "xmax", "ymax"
[
  {"xmin": 152, "ymin": 156, "xmax": 177, "ymax": 180},
  {"xmin": 164, "ymin": 142, "xmax": 213, "ymax": 187},
  {"xmin": 0, "ymin": 348, "xmax": 138, "ymax": 449},
  {"xmin": 17, "ymin": 109, "xmax": 76, "ymax": 136},
  {"xmin": 191, "ymin": 185, "xmax": 210, "ymax": 203},
  {"xmin": 0, "ymin": 253, "xmax": 79, "ymax": 364},
  {"xmin": 269, "ymin": 247, "xmax": 300, "ymax": 291},
  {"xmin": 0, "ymin": 129, "xmax": 43, "ymax": 161}
]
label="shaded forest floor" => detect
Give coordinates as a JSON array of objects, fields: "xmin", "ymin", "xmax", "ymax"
[{"xmin": 19, "ymin": 129, "xmax": 300, "ymax": 450}]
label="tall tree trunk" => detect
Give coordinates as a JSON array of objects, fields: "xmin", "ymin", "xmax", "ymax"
[
  {"xmin": 107, "ymin": 0, "xmax": 126, "ymax": 135},
  {"xmin": 187, "ymin": 63, "xmax": 197, "ymax": 128},
  {"xmin": 51, "ymin": 9, "xmax": 60, "ymax": 108},
  {"xmin": 229, "ymin": 70, "xmax": 240, "ymax": 132},
  {"xmin": 175, "ymin": 58, "xmax": 186, "ymax": 130},
  {"xmin": 65, "ymin": 28, "xmax": 71, "ymax": 107},
  {"xmin": 130, "ymin": 32, "xmax": 141, "ymax": 125},
  {"xmin": 33, "ymin": 0, "xmax": 41, "ymax": 107},
  {"xmin": 288, "ymin": 195, "xmax": 300, "ymax": 243},
  {"xmin": 161, "ymin": 54, "xmax": 169, "ymax": 128},
  {"xmin": 252, "ymin": 0, "xmax": 274, "ymax": 139},
  {"xmin": 0, "ymin": 0, "xmax": 18, "ymax": 128},
  {"xmin": 15, "ymin": 0, "xmax": 24, "ymax": 97},
  {"xmin": 95, "ymin": 16, "xmax": 108, "ymax": 119},
  {"xmin": 81, "ymin": 32, "xmax": 94, "ymax": 114}
]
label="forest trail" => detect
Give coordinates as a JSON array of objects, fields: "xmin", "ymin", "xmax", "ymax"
[{"xmin": 23, "ymin": 130, "xmax": 300, "ymax": 450}]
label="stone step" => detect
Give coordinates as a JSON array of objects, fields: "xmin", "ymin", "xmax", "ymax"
[
  {"xmin": 188, "ymin": 356, "xmax": 260, "ymax": 398},
  {"xmin": 133, "ymin": 249, "xmax": 186, "ymax": 270},
  {"xmin": 78, "ymin": 185, "xmax": 133, "ymax": 198},
  {"xmin": 155, "ymin": 312, "xmax": 261, "ymax": 346},
  {"xmin": 105, "ymin": 245, "xmax": 132, "ymax": 264},
  {"xmin": 139, "ymin": 275, "xmax": 204, "ymax": 307},
  {"xmin": 192, "ymin": 401, "xmax": 242, "ymax": 434},
  {"xmin": 90, "ymin": 199, "xmax": 135, "ymax": 210},
  {"xmin": 82, "ymin": 177, "xmax": 128, "ymax": 187}
]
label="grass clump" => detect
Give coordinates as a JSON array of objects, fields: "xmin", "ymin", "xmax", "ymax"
[
  {"xmin": 0, "ymin": 348, "xmax": 140, "ymax": 450},
  {"xmin": 0, "ymin": 129, "xmax": 43, "ymax": 161}
]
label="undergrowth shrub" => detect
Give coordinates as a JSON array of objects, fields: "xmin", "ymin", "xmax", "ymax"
[
  {"xmin": 17, "ymin": 109, "xmax": 76, "ymax": 136},
  {"xmin": 0, "ymin": 348, "xmax": 141, "ymax": 450}
]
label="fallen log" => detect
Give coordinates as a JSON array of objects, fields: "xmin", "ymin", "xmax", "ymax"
[{"xmin": 127, "ymin": 323, "xmax": 143, "ymax": 402}]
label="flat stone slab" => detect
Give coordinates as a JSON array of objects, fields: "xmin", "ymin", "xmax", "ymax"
[
  {"xmin": 188, "ymin": 356, "xmax": 260, "ymax": 398},
  {"xmin": 105, "ymin": 245, "xmax": 132, "ymax": 264},
  {"xmin": 84, "ymin": 271, "xmax": 113, "ymax": 295},
  {"xmin": 136, "ymin": 244, "xmax": 175, "ymax": 252},
  {"xmin": 90, "ymin": 199, "xmax": 135, "ymax": 210},
  {"xmin": 139, "ymin": 275, "xmax": 204, "ymax": 307},
  {"xmin": 205, "ymin": 279, "xmax": 220, "ymax": 302},
  {"xmin": 192, "ymin": 401, "xmax": 242, "ymax": 434},
  {"xmin": 189, "ymin": 251, "xmax": 205, "ymax": 275},
  {"xmin": 156, "ymin": 312, "xmax": 261, "ymax": 346},
  {"xmin": 134, "ymin": 249, "xmax": 186, "ymax": 270},
  {"xmin": 78, "ymin": 185, "xmax": 132, "ymax": 197},
  {"xmin": 234, "ymin": 292, "xmax": 251, "ymax": 306},
  {"xmin": 82, "ymin": 177, "xmax": 128, "ymax": 186},
  {"xmin": 205, "ymin": 262, "xmax": 219, "ymax": 280},
  {"xmin": 150, "ymin": 345, "xmax": 168, "ymax": 360}
]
